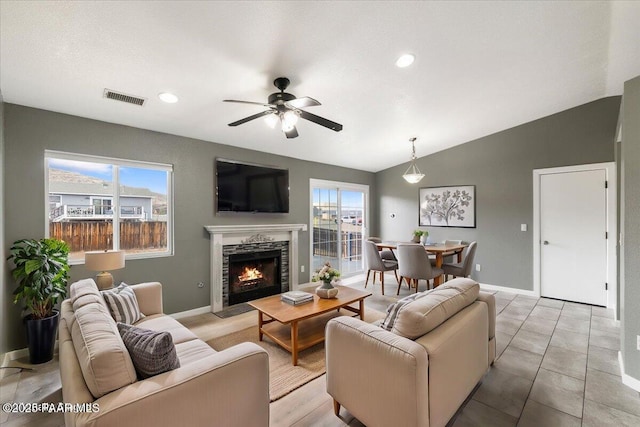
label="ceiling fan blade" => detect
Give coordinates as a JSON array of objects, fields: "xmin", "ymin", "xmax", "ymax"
[
  {"xmin": 228, "ymin": 110, "xmax": 274, "ymax": 127},
  {"xmin": 284, "ymin": 126, "xmax": 299, "ymax": 139},
  {"xmin": 285, "ymin": 96, "xmax": 321, "ymax": 109},
  {"xmin": 223, "ymin": 99, "xmax": 273, "ymax": 108},
  {"xmin": 299, "ymin": 110, "xmax": 343, "ymax": 132}
]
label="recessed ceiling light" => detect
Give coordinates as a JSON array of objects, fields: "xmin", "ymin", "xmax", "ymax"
[
  {"xmin": 158, "ymin": 92, "xmax": 179, "ymax": 103},
  {"xmin": 396, "ymin": 54, "xmax": 415, "ymax": 68}
]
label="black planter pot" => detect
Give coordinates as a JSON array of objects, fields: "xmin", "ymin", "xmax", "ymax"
[{"xmin": 24, "ymin": 311, "xmax": 59, "ymax": 364}]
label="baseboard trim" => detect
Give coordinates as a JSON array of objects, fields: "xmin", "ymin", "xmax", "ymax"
[
  {"xmin": 0, "ymin": 343, "xmax": 61, "ymax": 380},
  {"xmin": 478, "ymin": 283, "xmax": 538, "ymax": 297},
  {"xmin": 618, "ymin": 351, "xmax": 640, "ymax": 392},
  {"xmin": 1, "ymin": 348, "xmax": 29, "ymax": 365},
  {"xmin": 169, "ymin": 305, "xmax": 212, "ymax": 319},
  {"xmin": 0, "ymin": 350, "xmax": 30, "ymax": 380}
]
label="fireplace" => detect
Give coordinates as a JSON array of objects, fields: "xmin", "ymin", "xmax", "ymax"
[
  {"xmin": 228, "ymin": 250, "xmax": 282, "ymax": 305},
  {"xmin": 205, "ymin": 224, "xmax": 306, "ymax": 313},
  {"xmin": 222, "ymin": 239, "xmax": 289, "ymax": 308}
]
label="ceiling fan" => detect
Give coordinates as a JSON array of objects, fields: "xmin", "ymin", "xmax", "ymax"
[{"xmin": 224, "ymin": 77, "xmax": 343, "ymax": 138}]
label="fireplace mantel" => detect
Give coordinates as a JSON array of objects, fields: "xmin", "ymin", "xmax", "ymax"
[{"xmin": 205, "ymin": 224, "xmax": 307, "ymax": 312}]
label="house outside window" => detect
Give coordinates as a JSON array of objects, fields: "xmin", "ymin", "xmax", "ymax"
[{"xmin": 45, "ymin": 150, "xmax": 174, "ymax": 264}]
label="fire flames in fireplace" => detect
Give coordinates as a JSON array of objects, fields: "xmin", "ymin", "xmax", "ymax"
[
  {"xmin": 227, "ymin": 249, "xmax": 282, "ymax": 305},
  {"xmin": 238, "ymin": 267, "xmax": 264, "ymax": 286}
]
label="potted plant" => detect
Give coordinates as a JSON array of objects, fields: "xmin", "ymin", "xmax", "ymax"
[
  {"xmin": 412, "ymin": 229, "xmax": 429, "ymax": 244},
  {"xmin": 7, "ymin": 238, "xmax": 70, "ymax": 364}
]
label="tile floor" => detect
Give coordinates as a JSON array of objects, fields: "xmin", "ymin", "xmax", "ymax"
[
  {"xmin": 451, "ymin": 290, "xmax": 640, "ymax": 427},
  {"xmin": 1, "ymin": 282, "xmax": 639, "ymax": 426}
]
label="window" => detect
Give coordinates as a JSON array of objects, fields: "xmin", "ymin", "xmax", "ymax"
[
  {"xmin": 45, "ymin": 151, "xmax": 173, "ymax": 264},
  {"xmin": 48, "ymin": 195, "xmax": 61, "ymax": 212}
]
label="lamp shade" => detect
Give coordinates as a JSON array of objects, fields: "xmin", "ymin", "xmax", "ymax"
[
  {"xmin": 402, "ymin": 136, "xmax": 425, "ymax": 184},
  {"xmin": 402, "ymin": 163, "xmax": 425, "ymax": 183},
  {"xmin": 85, "ymin": 250, "xmax": 125, "ymax": 272}
]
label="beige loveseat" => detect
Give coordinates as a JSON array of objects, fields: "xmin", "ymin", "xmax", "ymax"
[
  {"xmin": 59, "ymin": 279, "xmax": 269, "ymax": 427},
  {"xmin": 326, "ymin": 278, "xmax": 495, "ymax": 427}
]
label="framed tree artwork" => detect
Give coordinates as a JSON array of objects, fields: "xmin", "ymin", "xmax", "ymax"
[{"xmin": 419, "ymin": 185, "xmax": 476, "ymax": 228}]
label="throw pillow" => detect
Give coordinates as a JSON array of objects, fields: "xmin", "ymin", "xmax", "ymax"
[
  {"xmin": 117, "ymin": 323, "xmax": 180, "ymax": 379},
  {"xmin": 102, "ymin": 282, "xmax": 144, "ymax": 324}
]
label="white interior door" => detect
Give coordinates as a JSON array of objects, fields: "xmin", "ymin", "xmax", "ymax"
[{"xmin": 540, "ymin": 169, "xmax": 607, "ymax": 305}]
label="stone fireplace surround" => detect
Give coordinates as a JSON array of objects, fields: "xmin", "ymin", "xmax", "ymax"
[{"xmin": 205, "ymin": 224, "xmax": 307, "ymax": 313}]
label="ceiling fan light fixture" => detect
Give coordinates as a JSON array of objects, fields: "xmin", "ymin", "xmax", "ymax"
[
  {"xmin": 224, "ymin": 77, "xmax": 343, "ymax": 138},
  {"xmin": 281, "ymin": 122, "xmax": 295, "ymax": 133},
  {"xmin": 402, "ymin": 137, "xmax": 425, "ymax": 184},
  {"xmin": 264, "ymin": 113, "xmax": 279, "ymax": 128},
  {"xmin": 396, "ymin": 54, "xmax": 415, "ymax": 68},
  {"xmin": 280, "ymin": 110, "xmax": 299, "ymax": 132},
  {"xmin": 282, "ymin": 110, "xmax": 298, "ymax": 126},
  {"xmin": 158, "ymin": 92, "xmax": 178, "ymax": 103}
]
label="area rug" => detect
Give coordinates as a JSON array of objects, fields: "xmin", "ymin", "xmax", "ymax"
[{"xmin": 207, "ymin": 308, "xmax": 386, "ymax": 401}]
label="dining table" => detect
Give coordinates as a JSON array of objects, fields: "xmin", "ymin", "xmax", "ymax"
[{"xmin": 374, "ymin": 241, "xmax": 468, "ymax": 286}]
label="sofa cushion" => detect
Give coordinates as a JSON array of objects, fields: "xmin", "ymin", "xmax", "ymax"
[
  {"xmin": 102, "ymin": 282, "xmax": 145, "ymax": 324},
  {"xmin": 381, "ymin": 278, "xmax": 480, "ymax": 339},
  {"xmin": 118, "ymin": 323, "xmax": 180, "ymax": 379},
  {"xmin": 135, "ymin": 314, "xmax": 199, "ymax": 344},
  {"xmin": 70, "ymin": 278, "xmax": 108, "ymax": 312},
  {"xmin": 174, "ymin": 339, "xmax": 217, "ymax": 366},
  {"xmin": 70, "ymin": 302, "xmax": 137, "ymax": 398}
]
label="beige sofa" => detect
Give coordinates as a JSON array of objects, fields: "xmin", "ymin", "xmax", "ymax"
[
  {"xmin": 326, "ymin": 278, "xmax": 495, "ymax": 427},
  {"xmin": 59, "ymin": 279, "xmax": 269, "ymax": 427}
]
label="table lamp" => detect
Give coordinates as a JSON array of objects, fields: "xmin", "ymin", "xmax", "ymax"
[{"xmin": 85, "ymin": 250, "xmax": 125, "ymax": 290}]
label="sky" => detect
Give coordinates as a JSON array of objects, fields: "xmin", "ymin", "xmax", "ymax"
[
  {"xmin": 313, "ymin": 188, "xmax": 363, "ymax": 210},
  {"xmin": 48, "ymin": 158, "xmax": 168, "ymax": 194}
]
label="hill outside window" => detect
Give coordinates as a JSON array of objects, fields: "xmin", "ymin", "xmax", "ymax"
[{"xmin": 45, "ymin": 150, "xmax": 173, "ymax": 264}]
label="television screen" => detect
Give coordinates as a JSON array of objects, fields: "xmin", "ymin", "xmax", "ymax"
[{"xmin": 216, "ymin": 159, "xmax": 289, "ymax": 213}]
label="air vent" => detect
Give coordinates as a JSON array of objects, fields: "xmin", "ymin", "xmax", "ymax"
[{"xmin": 103, "ymin": 89, "xmax": 146, "ymax": 106}]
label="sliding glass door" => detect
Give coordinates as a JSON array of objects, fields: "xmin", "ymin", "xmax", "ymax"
[{"xmin": 310, "ymin": 180, "xmax": 369, "ymax": 278}]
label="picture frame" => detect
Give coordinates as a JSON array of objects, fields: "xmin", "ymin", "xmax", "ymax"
[{"xmin": 418, "ymin": 185, "xmax": 476, "ymax": 228}]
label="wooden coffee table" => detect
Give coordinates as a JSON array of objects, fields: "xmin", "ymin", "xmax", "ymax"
[{"xmin": 248, "ymin": 285, "xmax": 372, "ymax": 365}]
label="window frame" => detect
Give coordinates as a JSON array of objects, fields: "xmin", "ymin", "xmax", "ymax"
[{"xmin": 45, "ymin": 150, "xmax": 174, "ymax": 265}]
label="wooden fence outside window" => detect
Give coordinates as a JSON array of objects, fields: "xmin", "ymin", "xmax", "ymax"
[{"xmin": 49, "ymin": 221, "xmax": 167, "ymax": 252}]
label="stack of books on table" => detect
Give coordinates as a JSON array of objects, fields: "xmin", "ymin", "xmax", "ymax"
[{"xmin": 281, "ymin": 291, "xmax": 314, "ymax": 306}]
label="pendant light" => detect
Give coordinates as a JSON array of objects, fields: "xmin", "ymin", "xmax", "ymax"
[{"xmin": 402, "ymin": 137, "xmax": 425, "ymax": 184}]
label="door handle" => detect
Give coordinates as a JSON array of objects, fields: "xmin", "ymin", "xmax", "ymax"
[{"xmin": 543, "ymin": 240, "xmax": 549, "ymax": 245}]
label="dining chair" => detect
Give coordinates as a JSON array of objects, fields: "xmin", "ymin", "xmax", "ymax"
[
  {"xmin": 442, "ymin": 241, "xmax": 477, "ymax": 281},
  {"xmin": 367, "ymin": 237, "xmax": 396, "ymax": 261},
  {"xmin": 364, "ymin": 240, "xmax": 399, "ymax": 295},
  {"xmin": 396, "ymin": 243, "xmax": 444, "ymax": 294}
]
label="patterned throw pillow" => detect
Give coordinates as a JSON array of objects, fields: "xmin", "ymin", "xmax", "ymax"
[
  {"xmin": 117, "ymin": 323, "xmax": 180, "ymax": 379},
  {"xmin": 380, "ymin": 289, "xmax": 435, "ymax": 331},
  {"xmin": 101, "ymin": 282, "xmax": 144, "ymax": 324}
]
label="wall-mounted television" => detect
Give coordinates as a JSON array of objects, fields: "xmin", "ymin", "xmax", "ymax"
[{"xmin": 216, "ymin": 159, "xmax": 289, "ymax": 213}]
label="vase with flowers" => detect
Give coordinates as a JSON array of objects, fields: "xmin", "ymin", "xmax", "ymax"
[{"xmin": 312, "ymin": 262, "xmax": 341, "ymax": 299}]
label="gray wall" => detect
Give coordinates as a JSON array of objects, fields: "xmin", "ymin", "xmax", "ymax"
[
  {"xmin": 2, "ymin": 104, "xmax": 375, "ymax": 353},
  {"xmin": 621, "ymin": 75, "xmax": 640, "ymax": 382},
  {"xmin": 376, "ymin": 97, "xmax": 620, "ymax": 291}
]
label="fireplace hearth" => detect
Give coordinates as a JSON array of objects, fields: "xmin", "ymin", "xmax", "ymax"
[{"xmin": 228, "ymin": 250, "xmax": 282, "ymax": 305}]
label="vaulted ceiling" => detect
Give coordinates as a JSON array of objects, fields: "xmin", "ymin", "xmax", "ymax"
[{"xmin": 1, "ymin": 1, "xmax": 639, "ymax": 172}]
